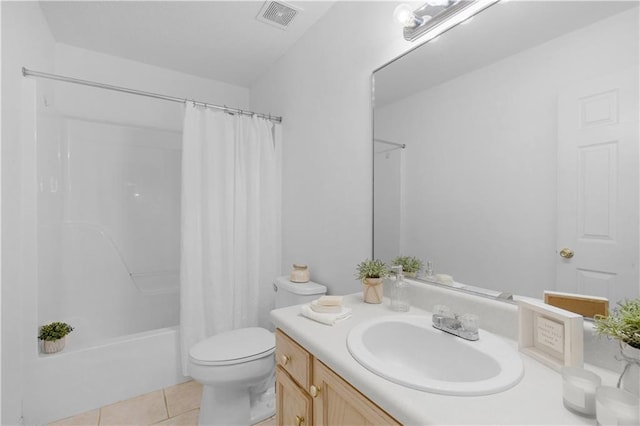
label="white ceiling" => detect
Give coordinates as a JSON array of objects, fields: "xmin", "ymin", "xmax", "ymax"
[{"xmin": 39, "ymin": 1, "xmax": 336, "ymax": 88}]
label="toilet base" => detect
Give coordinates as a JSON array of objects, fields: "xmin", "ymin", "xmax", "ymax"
[
  {"xmin": 198, "ymin": 382, "xmax": 275, "ymax": 426},
  {"xmin": 199, "ymin": 385, "xmax": 247, "ymax": 426},
  {"xmin": 250, "ymin": 385, "xmax": 276, "ymax": 424}
]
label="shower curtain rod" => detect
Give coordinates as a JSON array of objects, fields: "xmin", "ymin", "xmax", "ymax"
[
  {"xmin": 22, "ymin": 67, "xmax": 282, "ymax": 124},
  {"xmin": 374, "ymin": 138, "xmax": 406, "ymax": 149}
]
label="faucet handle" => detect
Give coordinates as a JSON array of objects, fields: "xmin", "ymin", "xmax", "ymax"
[
  {"xmin": 460, "ymin": 313, "xmax": 479, "ymax": 332},
  {"xmin": 433, "ymin": 304, "xmax": 452, "ymax": 318}
]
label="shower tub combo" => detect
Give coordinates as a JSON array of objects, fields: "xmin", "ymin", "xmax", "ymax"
[{"xmin": 23, "ymin": 80, "xmax": 185, "ymax": 424}]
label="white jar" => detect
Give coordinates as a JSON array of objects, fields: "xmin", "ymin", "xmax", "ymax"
[{"xmin": 290, "ymin": 264, "xmax": 310, "ymax": 283}]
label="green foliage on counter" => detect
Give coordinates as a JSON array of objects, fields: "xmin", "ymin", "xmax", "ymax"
[
  {"xmin": 594, "ymin": 298, "xmax": 640, "ymax": 349},
  {"xmin": 355, "ymin": 259, "xmax": 389, "ymax": 280}
]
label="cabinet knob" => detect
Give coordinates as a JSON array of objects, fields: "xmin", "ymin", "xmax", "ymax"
[
  {"xmin": 295, "ymin": 415, "xmax": 304, "ymax": 426},
  {"xmin": 309, "ymin": 384, "xmax": 321, "ymax": 398},
  {"xmin": 280, "ymin": 354, "xmax": 291, "ymax": 365}
]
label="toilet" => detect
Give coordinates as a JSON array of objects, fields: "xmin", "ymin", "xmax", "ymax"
[{"xmin": 188, "ymin": 276, "xmax": 327, "ymax": 426}]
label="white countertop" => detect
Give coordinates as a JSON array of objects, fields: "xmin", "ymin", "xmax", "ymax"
[{"xmin": 270, "ymin": 293, "xmax": 619, "ymax": 426}]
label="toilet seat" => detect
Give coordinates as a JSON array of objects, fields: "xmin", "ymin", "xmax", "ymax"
[{"xmin": 189, "ymin": 327, "xmax": 275, "ymax": 366}]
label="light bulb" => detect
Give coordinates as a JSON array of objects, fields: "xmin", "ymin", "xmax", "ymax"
[{"xmin": 393, "ymin": 4, "xmax": 423, "ymax": 28}]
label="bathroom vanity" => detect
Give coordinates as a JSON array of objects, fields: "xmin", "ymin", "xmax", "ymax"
[
  {"xmin": 271, "ymin": 283, "xmax": 619, "ymax": 425},
  {"xmin": 275, "ymin": 330, "xmax": 399, "ymax": 425}
]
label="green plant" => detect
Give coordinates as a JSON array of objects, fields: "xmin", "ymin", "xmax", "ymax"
[
  {"xmin": 391, "ymin": 255, "xmax": 423, "ymax": 274},
  {"xmin": 594, "ymin": 298, "xmax": 640, "ymax": 349},
  {"xmin": 355, "ymin": 259, "xmax": 389, "ymax": 281},
  {"xmin": 38, "ymin": 322, "xmax": 74, "ymax": 341}
]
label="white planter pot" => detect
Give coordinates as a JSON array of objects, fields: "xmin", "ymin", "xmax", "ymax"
[
  {"xmin": 620, "ymin": 343, "xmax": 640, "ymax": 396},
  {"xmin": 41, "ymin": 336, "xmax": 66, "ymax": 354},
  {"xmin": 362, "ymin": 278, "xmax": 383, "ymax": 304}
]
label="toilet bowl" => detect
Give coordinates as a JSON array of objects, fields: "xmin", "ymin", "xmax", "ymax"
[
  {"xmin": 188, "ymin": 327, "xmax": 276, "ymax": 426},
  {"xmin": 189, "ymin": 277, "xmax": 327, "ymax": 425}
]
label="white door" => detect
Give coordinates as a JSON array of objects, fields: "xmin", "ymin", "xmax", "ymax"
[{"xmin": 556, "ymin": 67, "xmax": 639, "ymax": 305}]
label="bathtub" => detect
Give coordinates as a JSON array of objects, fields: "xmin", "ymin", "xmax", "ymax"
[{"xmin": 22, "ymin": 326, "xmax": 187, "ymax": 425}]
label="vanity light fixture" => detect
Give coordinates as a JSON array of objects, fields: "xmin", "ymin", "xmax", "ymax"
[{"xmin": 394, "ymin": 0, "xmax": 500, "ymax": 42}]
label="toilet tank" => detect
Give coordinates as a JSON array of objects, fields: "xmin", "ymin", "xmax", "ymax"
[{"xmin": 273, "ymin": 276, "xmax": 327, "ymax": 308}]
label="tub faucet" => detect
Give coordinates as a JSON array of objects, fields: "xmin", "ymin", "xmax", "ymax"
[{"xmin": 432, "ymin": 308, "xmax": 479, "ymax": 341}]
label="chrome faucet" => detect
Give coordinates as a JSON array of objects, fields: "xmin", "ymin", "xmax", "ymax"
[{"xmin": 432, "ymin": 308, "xmax": 479, "ymax": 341}]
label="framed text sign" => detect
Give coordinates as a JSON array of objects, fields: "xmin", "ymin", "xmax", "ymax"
[{"xmin": 518, "ymin": 299, "xmax": 583, "ymax": 371}]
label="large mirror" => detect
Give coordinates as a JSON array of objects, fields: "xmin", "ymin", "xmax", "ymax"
[{"xmin": 373, "ymin": 1, "xmax": 639, "ymax": 306}]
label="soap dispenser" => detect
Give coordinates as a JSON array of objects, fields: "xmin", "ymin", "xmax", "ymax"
[{"xmin": 390, "ymin": 265, "xmax": 410, "ymax": 312}]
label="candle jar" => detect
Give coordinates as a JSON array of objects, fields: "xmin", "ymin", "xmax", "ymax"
[
  {"xmin": 562, "ymin": 366, "xmax": 601, "ymax": 417},
  {"xmin": 596, "ymin": 386, "xmax": 640, "ymax": 426},
  {"xmin": 290, "ymin": 264, "xmax": 310, "ymax": 283}
]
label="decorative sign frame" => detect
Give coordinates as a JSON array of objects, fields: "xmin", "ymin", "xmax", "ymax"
[{"xmin": 518, "ymin": 299, "xmax": 583, "ymax": 371}]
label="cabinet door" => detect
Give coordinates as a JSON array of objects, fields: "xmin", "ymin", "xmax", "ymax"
[
  {"xmin": 312, "ymin": 359, "xmax": 400, "ymax": 426},
  {"xmin": 276, "ymin": 366, "xmax": 312, "ymax": 426}
]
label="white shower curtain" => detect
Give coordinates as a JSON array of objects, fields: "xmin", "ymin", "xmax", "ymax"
[{"xmin": 180, "ymin": 105, "xmax": 281, "ymax": 374}]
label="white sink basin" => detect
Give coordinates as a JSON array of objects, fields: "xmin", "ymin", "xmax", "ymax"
[{"xmin": 347, "ymin": 315, "xmax": 523, "ymax": 396}]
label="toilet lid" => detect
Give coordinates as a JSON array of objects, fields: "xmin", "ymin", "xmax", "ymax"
[{"xmin": 189, "ymin": 327, "xmax": 275, "ymax": 366}]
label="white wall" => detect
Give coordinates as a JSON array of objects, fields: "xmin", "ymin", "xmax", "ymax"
[
  {"xmin": 250, "ymin": 2, "xmax": 414, "ymax": 294},
  {"xmin": 375, "ymin": 9, "xmax": 638, "ymax": 298},
  {"xmin": 53, "ymin": 43, "xmax": 250, "ymax": 131},
  {"xmin": 1, "ymin": 2, "xmax": 56, "ymax": 424}
]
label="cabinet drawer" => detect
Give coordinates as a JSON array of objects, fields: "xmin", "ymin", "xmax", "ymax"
[{"xmin": 276, "ymin": 329, "xmax": 312, "ymax": 390}]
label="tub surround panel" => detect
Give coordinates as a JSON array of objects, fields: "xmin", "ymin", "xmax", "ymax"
[
  {"xmin": 24, "ymin": 327, "xmax": 187, "ymax": 425},
  {"xmin": 271, "ymin": 283, "xmax": 620, "ymax": 425}
]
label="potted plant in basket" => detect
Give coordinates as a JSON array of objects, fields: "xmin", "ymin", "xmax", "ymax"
[
  {"xmin": 38, "ymin": 321, "xmax": 74, "ymax": 354},
  {"xmin": 594, "ymin": 298, "xmax": 640, "ymax": 395},
  {"xmin": 391, "ymin": 255, "xmax": 423, "ymax": 278},
  {"xmin": 355, "ymin": 259, "xmax": 389, "ymax": 304}
]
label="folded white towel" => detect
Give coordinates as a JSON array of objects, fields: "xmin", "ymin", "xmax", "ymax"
[{"xmin": 300, "ymin": 304, "xmax": 352, "ymax": 326}]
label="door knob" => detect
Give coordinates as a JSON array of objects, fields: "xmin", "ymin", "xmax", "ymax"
[
  {"xmin": 295, "ymin": 415, "xmax": 304, "ymax": 426},
  {"xmin": 559, "ymin": 248, "xmax": 574, "ymax": 259}
]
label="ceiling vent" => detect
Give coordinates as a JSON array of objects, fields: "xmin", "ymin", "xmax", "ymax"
[{"xmin": 256, "ymin": 1, "xmax": 300, "ymax": 30}]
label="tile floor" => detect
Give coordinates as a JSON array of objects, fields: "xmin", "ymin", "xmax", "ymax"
[{"xmin": 49, "ymin": 381, "xmax": 276, "ymax": 426}]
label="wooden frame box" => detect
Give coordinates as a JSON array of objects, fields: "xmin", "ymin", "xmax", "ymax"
[
  {"xmin": 518, "ymin": 299, "xmax": 583, "ymax": 371},
  {"xmin": 543, "ymin": 291, "xmax": 609, "ymax": 318}
]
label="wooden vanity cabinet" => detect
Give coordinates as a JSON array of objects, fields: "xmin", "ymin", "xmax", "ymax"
[{"xmin": 275, "ymin": 329, "xmax": 401, "ymax": 426}]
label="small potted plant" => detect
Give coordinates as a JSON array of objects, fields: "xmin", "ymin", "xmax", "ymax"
[
  {"xmin": 355, "ymin": 259, "xmax": 389, "ymax": 304},
  {"xmin": 38, "ymin": 321, "xmax": 74, "ymax": 354},
  {"xmin": 391, "ymin": 255, "xmax": 423, "ymax": 278},
  {"xmin": 594, "ymin": 298, "xmax": 640, "ymax": 395}
]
